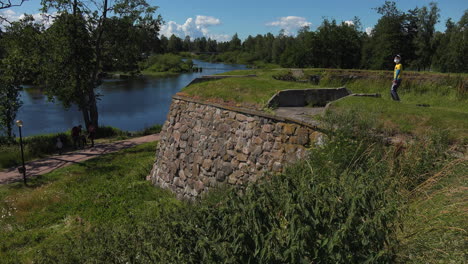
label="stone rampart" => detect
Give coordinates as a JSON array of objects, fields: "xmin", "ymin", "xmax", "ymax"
[{"xmin": 150, "ymin": 96, "xmax": 324, "ymax": 199}]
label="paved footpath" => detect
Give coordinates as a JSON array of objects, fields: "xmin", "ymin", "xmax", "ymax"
[{"xmin": 0, "ymin": 134, "xmax": 160, "ymax": 185}]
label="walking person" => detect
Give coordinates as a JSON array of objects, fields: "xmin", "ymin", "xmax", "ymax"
[
  {"xmin": 71, "ymin": 126, "xmax": 80, "ymax": 149},
  {"xmin": 56, "ymin": 137, "xmax": 63, "ymax": 155},
  {"xmin": 87, "ymin": 124, "xmax": 96, "ymax": 147},
  {"xmin": 77, "ymin": 125, "xmax": 86, "ymax": 148},
  {"xmin": 391, "ymin": 54, "xmax": 403, "ymax": 101}
]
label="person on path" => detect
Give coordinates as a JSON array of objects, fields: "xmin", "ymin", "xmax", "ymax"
[
  {"xmin": 72, "ymin": 125, "xmax": 84, "ymax": 149},
  {"xmin": 391, "ymin": 54, "xmax": 403, "ymax": 101},
  {"xmin": 87, "ymin": 124, "xmax": 96, "ymax": 147},
  {"xmin": 71, "ymin": 126, "xmax": 80, "ymax": 149},
  {"xmin": 56, "ymin": 137, "xmax": 63, "ymax": 155}
]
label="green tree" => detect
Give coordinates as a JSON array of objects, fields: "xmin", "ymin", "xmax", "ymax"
[
  {"xmin": 101, "ymin": 16, "xmax": 160, "ymax": 72},
  {"xmin": 229, "ymin": 33, "xmax": 242, "ymax": 51},
  {"xmin": 0, "ymin": 16, "xmax": 43, "ymax": 138},
  {"xmin": 167, "ymin": 34, "xmax": 182, "ymax": 53},
  {"xmin": 40, "ymin": 0, "xmax": 160, "ymax": 129},
  {"xmin": 413, "ymin": 2, "xmax": 440, "ymax": 70},
  {"xmin": 158, "ymin": 35, "xmax": 169, "ymax": 53},
  {"xmin": 182, "ymin": 36, "xmax": 191, "ymax": 51},
  {"xmin": 362, "ymin": 1, "xmax": 407, "ymax": 69},
  {"xmin": 206, "ymin": 38, "xmax": 217, "ymax": 52},
  {"xmin": 0, "ymin": 74, "xmax": 22, "ymax": 138},
  {"xmin": 433, "ymin": 10, "xmax": 468, "ymax": 73}
]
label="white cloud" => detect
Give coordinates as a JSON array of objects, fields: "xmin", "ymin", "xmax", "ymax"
[
  {"xmin": 0, "ymin": 10, "xmax": 55, "ymax": 27},
  {"xmin": 344, "ymin": 20, "xmax": 354, "ymax": 26},
  {"xmin": 195, "ymin": 15, "xmax": 220, "ymax": 26},
  {"xmin": 160, "ymin": 15, "xmax": 230, "ymax": 41},
  {"xmin": 266, "ymin": 16, "xmax": 312, "ymax": 35},
  {"xmin": 365, "ymin": 27, "xmax": 373, "ymax": 35}
]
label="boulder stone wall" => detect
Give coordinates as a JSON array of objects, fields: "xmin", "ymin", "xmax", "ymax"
[{"xmin": 150, "ymin": 96, "xmax": 324, "ymax": 199}]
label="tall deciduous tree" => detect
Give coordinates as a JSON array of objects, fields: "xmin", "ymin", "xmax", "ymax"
[
  {"xmin": 432, "ymin": 10, "xmax": 468, "ymax": 73},
  {"xmin": 362, "ymin": 1, "xmax": 407, "ymax": 69},
  {"xmin": 413, "ymin": 2, "xmax": 440, "ymax": 71},
  {"xmin": 0, "ymin": 75, "xmax": 21, "ymax": 138},
  {"xmin": 167, "ymin": 34, "xmax": 182, "ymax": 53},
  {"xmin": 0, "ymin": 16, "xmax": 42, "ymax": 138},
  {"xmin": 40, "ymin": 0, "xmax": 161, "ymax": 129}
]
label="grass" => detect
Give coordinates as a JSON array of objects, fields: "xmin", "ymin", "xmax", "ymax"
[
  {"xmin": 181, "ymin": 69, "xmax": 316, "ymax": 105},
  {"xmin": 0, "ymin": 124, "xmax": 162, "ymax": 170},
  {"xmin": 0, "ymin": 114, "xmax": 465, "ymax": 262},
  {"xmin": 182, "ymin": 68, "xmax": 467, "ymax": 109},
  {"xmin": 0, "ymin": 142, "xmax": 179, "ymax": 263},
  {"xmin": 396, "ymin": 159, "xmax": 467, "ymax": 263},
  {"xmin": 183, "ymin": 68, "xmax": 467, "ymax": 141},
  {"xmin": 327, "ymin": 96, "xmax": 468, "ymax": 142}
]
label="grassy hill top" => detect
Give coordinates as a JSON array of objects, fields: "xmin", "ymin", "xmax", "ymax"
[{"xmin": 182, "ymin": 68, "xmax": 467, "ymax": 142}]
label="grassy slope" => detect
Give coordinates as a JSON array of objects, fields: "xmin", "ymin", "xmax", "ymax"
[
  {"xmin": 183, "ymin": 68, "xmax": 467, "ymax": 139},
  {"xmin": 0, "ymin": 142, "xmax": 179, "ymax": 263},
  {"xmin": 181, "ymin": 69, "xmax": 317, "ymax": 105},
  {"xmin": 328, "ymin": 96, "xmax": 468, "ymax": 142},
  {"xmin": 397, "ymin": 160, "xmax": 467, "ymax": 263},
  {"xmin": 183, "ymin": 69, "xmax": 467, "ymax": 108}
]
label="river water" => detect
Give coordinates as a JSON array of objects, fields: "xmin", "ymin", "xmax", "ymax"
[{"xmin": 16, "ymin": 60, "xmax": 246, "ymax": 137}]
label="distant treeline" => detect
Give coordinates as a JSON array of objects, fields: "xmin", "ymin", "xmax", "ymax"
[{"xmin": 157, "ymin": 2, "xmax": 467, "ymax": 73}]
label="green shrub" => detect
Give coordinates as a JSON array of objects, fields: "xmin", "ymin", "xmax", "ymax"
[
  {"xmin": 141, "ymin": 54, "xmax": 194, "ymax": 73},
  {"xmin": 134, "ymin": 124, "xmax": 162, "ymax": 136},
  {"xmin": 95, "ymin": 125, "xmax": 126, "ymax": 139}
]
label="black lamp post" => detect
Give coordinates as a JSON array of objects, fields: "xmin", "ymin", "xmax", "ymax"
[{"xmin": 16, "ymin": 120, "xmax": 27, "ymax": 185}]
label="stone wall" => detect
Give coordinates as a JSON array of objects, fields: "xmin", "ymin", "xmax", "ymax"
[{"xmin": 150, "ymin": 96, "xmax": 324, "ymax": 199}]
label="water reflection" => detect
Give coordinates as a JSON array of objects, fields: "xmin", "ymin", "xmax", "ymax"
[{"xmin": 16, "ymin": 60, "xmax": 246, "ymax": 136}]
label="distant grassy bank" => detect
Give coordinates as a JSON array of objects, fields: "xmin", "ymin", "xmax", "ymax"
[{"xmin": 139, "ymin": 53, "xmax": 195, "ymax": 76}]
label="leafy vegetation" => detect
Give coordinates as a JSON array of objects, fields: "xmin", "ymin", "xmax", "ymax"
[
  {"xmin": 397, "ymin": 160, "xmax": 467, "ymax": 263},
  {"xmin": 140, "ymin": 54, "xmax": 194, "ymax": 75},
  {"xmin": 157, "ymin": 2, "xmax": 467, "ymax": 73},
  {"xmin": 0, "ymin": 0, "xmax": 162, "ymax": 139},
  {"xmin": 1, "ymin": 109, "xmax": 464, "ymax": 263}
]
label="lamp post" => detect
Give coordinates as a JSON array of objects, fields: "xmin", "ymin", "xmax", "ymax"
[{"xmin": 16, "ymin": 120, "xmax": 27, "ymax": 185}]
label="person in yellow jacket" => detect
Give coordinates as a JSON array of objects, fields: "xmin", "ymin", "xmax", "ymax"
[{"xmin": 391, "ymin": 55, "xmax": 402, "ymax": 101}]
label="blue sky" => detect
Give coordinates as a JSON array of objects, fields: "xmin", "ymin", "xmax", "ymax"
[{"xmin": 3, "ymin": 0, "xmax": 467, "ymax": 41}]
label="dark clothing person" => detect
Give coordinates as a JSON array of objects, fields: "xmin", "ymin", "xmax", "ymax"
[
  {"xmin": 88, "ymin": 125, "xmax": 96, "ymax": 147},
  {"xmin": 391, "ymin": 79, "xmax": 402, "ymax": 101},
  {"xmin": 56, "ymin": 137, "xmax": 63, "ymax": 155},
  {"xmin": 72, "ymin": 125, "xmax": 83, "ymax": 149},
  {"xmin": 71, "ymin": 126, "xmax": 80, "ymax": 149}
]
